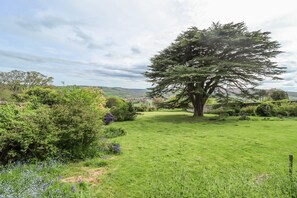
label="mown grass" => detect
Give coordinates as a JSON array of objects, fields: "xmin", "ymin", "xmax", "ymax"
[
  {"xmin": 94, "ymin": 111, "xmax": 297, "ymax": 197},
  {"xmin": 2, "ymin": 110, "xmax": 297, "ymax": 197}
]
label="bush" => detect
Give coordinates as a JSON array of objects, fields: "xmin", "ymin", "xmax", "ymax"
[
  {"xmin": 51, "ymin": 104, "xmax": 103, "ymax": 159},
  {"xmin": 273, "ymin": 102, "xmax": 297, "ymax": 117},
  {"xmin": 267, "ymin": 89, "xmax": 288, "ymax": 101},
  {"xmin": 103, "ymin": 127, "xmax": 126, "ymax": 138},
  {"xmin": 240, "ymin": 106, "xmax": 257, "ymax": 116},
  {"xmin": 106, "ymin": 96, "xmax": 125, "ymax": 108},
  {"xmin": 238, "ymin": 114, "xmax": 250, "ymax": 120},
  {"xmin": 16, "ymin": 87, "xmax": 61, "ymax": 106},
  {"xmin": 255, "ymin": 103, "xmax": 274, "ymax": 117},
  {"xmin": 99, "ymin": 141, "xmax": 121, "ymax": 154},
  {"xmin": 111, "ymin": 102, "xmax": 137, "ymax": 121},
  {"xmin": 134, "ymin": 104, "xmax": 156, "ymax": 112},
  {"xmin": 134, "ymin": 105, "xmax": 147, "ymax": 112},
  {"xmin": 103, "ymin": 113, "xmax": 114, "ymax": 125},
  {"xmin": 209, "ymin": 108, "xmax": 235, "ymax": 116},
  {"xmin": 0, "ymin": 104, "xmax": 58, "ymax": 164},
  {"xmin": 0, "ymin": 86, "xmax": 107, "ymax": 164}
]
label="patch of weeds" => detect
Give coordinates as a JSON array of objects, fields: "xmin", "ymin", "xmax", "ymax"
[
  {"xmin": 239, "ymin": 114, "xmax": 250, "ymax": 120},
  {"xmin": 96, "ymin": 161, "xmax": 108, "ymax": 167},
  {"xmin": 103, "ymin": 127, "xmax": 127, "ymax": 138},
  {"xmin": 99, "ymin": 140, "xmax": 121, "ymax": 155}
]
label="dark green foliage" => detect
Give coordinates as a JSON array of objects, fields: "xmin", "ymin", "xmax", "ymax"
[
  {"xmin": 51, "ymin": 104, "xmax": 103, "ymax": 159},
  {"xmin": 103, "ymin": 127, "xmax": 126, "ymax": 138},
  {"xmin": 110, "ymin": 101, "xmax": 137, "ymax": 121},
  {"xmin": 0, "ymin": 104, "xmax": 58, "ymax": 164},
  {"xmin": 273, "ymin": 101, "xmax": 297, "ymax": 116},
  {"xmin": 108, "ymin": 142, "xmax": 121, "ymax": 154},
  {"xmin": 0, "ymin": 86, "xmax": 107, "ymax": 164},
  {"xmin": 255, "ymin": 103, "xmax": 274, "ymax": 117},
  {"xmin": 16, "ymin": 87, "xmax": 61, "ymax": 106},
  {"xmin": 209, "ymin": 108, "xmax": 235, "ymax": 116},
  {"xmin": 240, "ymin": 106, "xmax": 257, "ymax": 116},
  {"xmin": 99, "ymin": 141, "xmax": 121, "ymax": 154},
  {"xmin": 103, "ymin": 113, "xmax": 114, "ymax": 125},
  {"xmin": 145, "ymin": 22, "xmax": 284, "ymax": 117},
  {"xmin": 238, "ymin": 114, "xmax": 250, "ymax": 120},
  {"xmin": 106, "ymin": 96, "xmax": 137, "ymax": 121},
  {"xmin": 267, "ymin": 89, "xmax": 289, "ymax": 101}
]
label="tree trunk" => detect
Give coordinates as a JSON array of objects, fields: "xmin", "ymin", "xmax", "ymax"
[{"xmin": 193, "ymin": 98, "xmax": 206, "ymax": 117}]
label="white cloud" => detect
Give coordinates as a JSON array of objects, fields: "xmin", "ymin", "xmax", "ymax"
[{"xmin": 0, "ymin": 0, "xmax": 296, "ymax": 89}]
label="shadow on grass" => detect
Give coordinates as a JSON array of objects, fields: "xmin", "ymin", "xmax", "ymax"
[{"xmin": 147, "ymin": 113, "xmax": 240, "ymax": 125}]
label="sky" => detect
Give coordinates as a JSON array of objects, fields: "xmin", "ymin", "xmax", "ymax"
[{"xmin": 0, "ymin": 0, "xmax": 296, "ymax": 90}]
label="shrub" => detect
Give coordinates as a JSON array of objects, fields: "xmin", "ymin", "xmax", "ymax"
[
  {"xmin": 110, "ymin": 102, "xmax": 137, "ymax": 121},
  {"xmin": 238, "ymin": 114, "xmax": 250, "ymax": 120},
  {"xmin": 267, "ymin": 89, "xmax": 288, "ymax": 101},
  {"xmin": 103, "ymin": 127, "xmax": 126, "ymax": 138},
  {"xmin": 273, "ymin": 102, "xmax": 297, "ymax": 117},
  {"xmin": 152, "ymin": 97, "xmax": 164, "ymax": 110},
  {"xmin": 134, "ymin": 104, "xmax": 156, "ymax": 112},
  {"xmin": 255, "ymin": 103, "xmax": 274, "ymax": 117},
  {"xmin": 0, "ymin": 104, "xmax": 58, "ymax": 164},
  {"xmin": 51, "ymin": 104, "xmax": 103, "ymax": 159},
  {"xmin": 134, "ymin": 105, "xmax": 147, "ymax": 112},
  {"xmin": 240, "ymin": 106, "xmax": 257, "ymax": 116},
  {"xmin": 209, "ymin": 108, "xmax": 235, "ymax": 116},
  {"xmin": 103, "ymin": 113, "xmax": 114, "ymax": 125},
  {"xmin": 106, "ymin": 96, "xmax": 125, "ymax": 108},
  {"xmin": 0, "ymin": 86, "xmax": 107, "ymax": 164},
  {"xmin": 16, "ymin": 87, "xmax": 61, "ymax": 106},
  {"xmin": 99, "ymin": 141, "xmax": 121, "ymax": 154}
]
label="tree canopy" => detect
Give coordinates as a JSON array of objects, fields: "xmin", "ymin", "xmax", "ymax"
[
  {"xmin": 145, "ymin": 22, "xmax": 285, "ymax": 116},
  {"xmin": 0, "ymin": 70, "xmax": 53, "ymax": 91},
  {"xmin": 267, "ymin": 88, "xmax": 288, "ymax": 101}
]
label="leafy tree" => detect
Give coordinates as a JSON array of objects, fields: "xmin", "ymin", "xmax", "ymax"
[
  {"xmin": 152, "ymin": 97, "xmax": 164, "ymax": 109},
  {"xmin": 253, "ymin": 89, "xmax": 267, "ymax": 101},
  {"xmin": 267, "ymin": 88, "xmax": 288, "ymax": 101},
  {"xmin": 106, "ymin": 96, "xmax": 125, "ymax": 108},
  {"xmin": 145, "ymin": 22, "xmax": 284, "ymax": 117},
  {"xmin": 0, "ymin": 70, "xmax": 53, "ymax": 92}
]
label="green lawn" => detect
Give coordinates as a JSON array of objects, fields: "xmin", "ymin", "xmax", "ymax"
[{"xmin": 62, "ymin": 111, "xmax": 297, "ymax": 197}]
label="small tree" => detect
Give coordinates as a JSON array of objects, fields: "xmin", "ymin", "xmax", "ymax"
[
  {"xmin": 267, "ymin": 89, "xmax": 288, "ymax": 101},
  {"xmin": 145, "ymin": 22, "xmax": 284, "ymax": 117},
  {"xmin": 0, "ymin": 70, "xmax": 53, "ymax": 91}
]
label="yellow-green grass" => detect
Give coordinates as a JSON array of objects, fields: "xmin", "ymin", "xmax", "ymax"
[{"xmin": 92, "ymin": 111, "xmax": 297, "ymax": 197}]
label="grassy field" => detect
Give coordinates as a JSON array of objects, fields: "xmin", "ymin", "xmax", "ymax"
[
  {"xmin": 3, "ymin": 111, "xmax": 297, "ymax": 197},
  {"xmin": 87, "ymin": 111, "xmax": 296, "ymax": 197}
]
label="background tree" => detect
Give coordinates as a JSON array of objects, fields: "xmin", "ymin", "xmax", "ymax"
[
  {"xmin": 267, "ymin": 88, "xmax": 288, "ymax": 101},
  {"xmin": 145, "ymin": 22, "xmax": 284, "ymax": 117},
  {"xmin": 0, "ymin": 70, "xmax": 53, "ymax": 101},
  {"xmin": 0, "ymin": 70, "xmax": 53, "ymax": 91}
]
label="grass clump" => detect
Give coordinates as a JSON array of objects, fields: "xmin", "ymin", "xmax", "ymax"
[{"xmin": 103, "ymin": 127, "xmax": 127, "ymax": 138}]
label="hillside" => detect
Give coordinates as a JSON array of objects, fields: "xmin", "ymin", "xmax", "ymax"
[
  {"xmin": 82, "ymin": 86, "xmax": 297, "ymax": 100},
  {"xmin": 99, "ymin": 86, "xmax": 147, "ymax": 98},
  {"xmin": 288, "ymin": 91, "xmax": 297, "ymax": 100}
]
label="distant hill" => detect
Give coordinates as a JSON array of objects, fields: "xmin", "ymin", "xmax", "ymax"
[
  {"xmin": 288, "ymin": 92, "xmax": 297, "ymax": 100},
  {"xmin": 98, "ymin": 87, "xmax": 147, "ymax": 98},
  {"xmin": 80, "ymin": 85, "xmax": 297, "ymax": 100}
]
